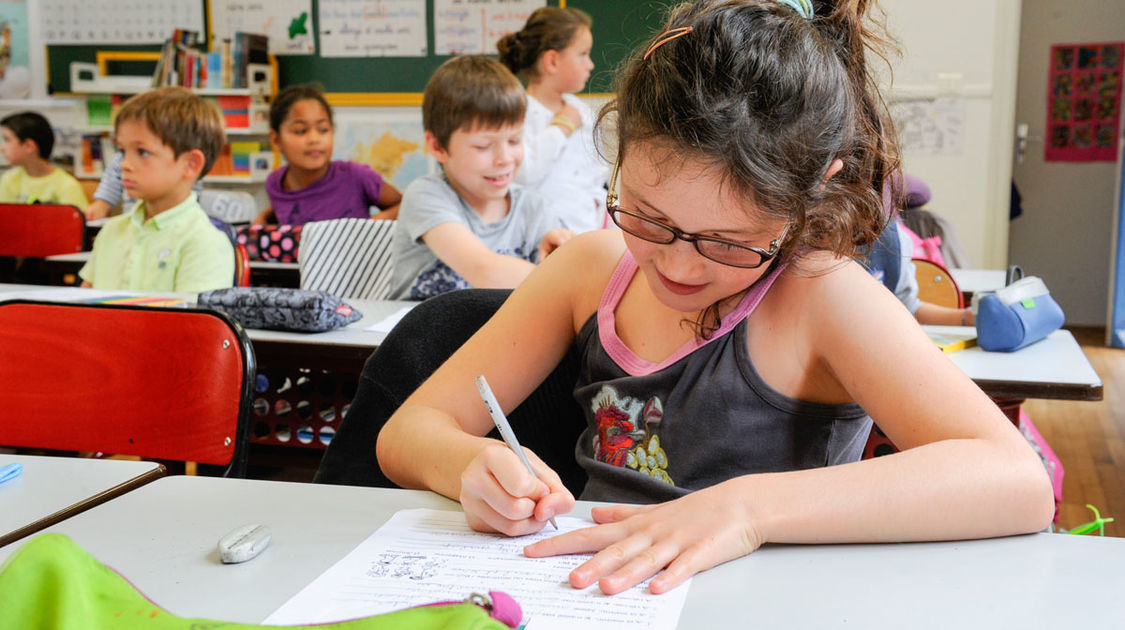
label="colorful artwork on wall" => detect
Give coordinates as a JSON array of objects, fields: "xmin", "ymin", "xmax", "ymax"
[{"xmin": 1045, "ymin": 42, "xmax": 1124, "ymax": 162}]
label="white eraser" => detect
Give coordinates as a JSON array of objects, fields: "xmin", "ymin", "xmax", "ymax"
[{"xmin": 218, "ymin": 524, "xmax": 271, "ymax": 564}]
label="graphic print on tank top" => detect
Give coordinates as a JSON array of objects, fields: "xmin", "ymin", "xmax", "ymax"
[{"xmin": 591, "ymin": 384, "xmax": 673, "ymax": 486}]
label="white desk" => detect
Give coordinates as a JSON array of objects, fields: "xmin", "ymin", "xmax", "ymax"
[
  {"xmin": 950, "ymin": 268, "xmax": 1006, "ymax": 296},
  {"xmin": 42, "ymin": 253, "xmax": 301, "ymax": 287},
  {"xmin": 0, "ymin": 283, "xmax": 408, "ymax": 349},
  {"xmin": 923, "ymin": 326, "xmax": 1102, "ymax": 401},
  {"xmin": 0, "ymin": 455, "xmax": 165, "ymax": 548},
  {"xmin": 0, "ymin": 476, "xmax": 1121, "ymax": 628}
]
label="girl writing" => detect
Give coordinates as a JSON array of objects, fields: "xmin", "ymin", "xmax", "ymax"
[
  {"xmin": 253, "ymin": 84, "xmax": 402, "ymax": 226},
  {"xmin": 497, "ymin": 7, "xmax": 609, "ymax": 233},
  {"xmin": 377, "ymin": 0, "xmax": 1053, "ymax": 596}
]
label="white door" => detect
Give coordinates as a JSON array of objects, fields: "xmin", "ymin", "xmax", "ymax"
[{"xmin": 1009, "ymin": 1, "xmax": 1125, "ymax": 326}]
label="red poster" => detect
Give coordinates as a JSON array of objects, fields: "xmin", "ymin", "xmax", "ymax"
[{"xmin": 1045, "ymin": 42, "xmax": 1123, "ymax": 162}]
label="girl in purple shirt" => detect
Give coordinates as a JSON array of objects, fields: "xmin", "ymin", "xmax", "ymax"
[{"xmin": 254, "ymin": 85, "xmax": 402, "ymax": 226}]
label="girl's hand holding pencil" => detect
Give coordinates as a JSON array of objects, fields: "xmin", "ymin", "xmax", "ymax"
[{"xmin": 459, "ymin": 442, "xmax": 575, "ymax": 537}]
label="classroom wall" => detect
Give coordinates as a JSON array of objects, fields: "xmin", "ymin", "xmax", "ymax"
[
  {"xmin": 880, "ymin": 0, "xmax": 1022, "ymax": 270},
  {"xmin": 1009, "ymin": 0, "xmax": 1125, "ymax": 327},
  {"xmin": 0, "ymin": 0, "xmax": 1043, "ymax": 285}
]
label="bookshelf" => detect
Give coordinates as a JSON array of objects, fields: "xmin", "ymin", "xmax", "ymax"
[{"xmin": 69, "ymin": 63, "xmax": 275, "ymax": 186}]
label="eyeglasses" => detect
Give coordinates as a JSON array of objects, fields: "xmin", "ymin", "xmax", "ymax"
[{"xmin": 606, "ymin": 159, "xmax": 785, "ymax": 269}]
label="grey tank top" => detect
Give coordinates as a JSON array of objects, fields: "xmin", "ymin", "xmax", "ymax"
[{"xmin": 573, "ymin": 252, "xmax": 872, "ymax": 504}]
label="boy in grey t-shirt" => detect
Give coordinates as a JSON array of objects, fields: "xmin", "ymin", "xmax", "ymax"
[{"xmin": 390, "ymin": 55, "xmax": 572, "ymax": 300}]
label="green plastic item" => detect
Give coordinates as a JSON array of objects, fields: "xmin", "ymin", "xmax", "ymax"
[
  {"xmin": 1067, "ymin": 504, "xmax": 1115, "ymax": 536},
  {"xmin": 0, "ymin": 534, "xmax": 517, "ymax": 630}
]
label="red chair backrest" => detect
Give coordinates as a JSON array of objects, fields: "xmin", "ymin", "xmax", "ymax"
[
  {"xmin": 235, "ymin": 241, "xmax": 251, "ymax": 287},
  {"xmin": 0, "ymin": 203, "xmax": 86, "ymax": 257},
  {"xmin": 0, "ymin": 301, "xmax": 255, "ymax": 476}
]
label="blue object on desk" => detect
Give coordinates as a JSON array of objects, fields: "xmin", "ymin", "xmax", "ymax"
[{"xmin": 0, "ymin": 463, "xmax": 23, "ymax": 484}]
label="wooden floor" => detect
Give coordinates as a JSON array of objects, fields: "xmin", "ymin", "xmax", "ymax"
[{"xmin": 1024, "ymin": 327, "xmax": 1124, "ymax": 536}]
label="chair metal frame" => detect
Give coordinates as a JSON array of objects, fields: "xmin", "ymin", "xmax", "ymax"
[
  {"xmin": 0, "ymin": 300, "xmax": 256, "ymax": 477},
  {"xmin": 0, "ymin": 203, "xmax": 85, "ymax": 257},
  {"xmin": 234, "ymin": 241, "xmax": 251, "ymax": 287}
]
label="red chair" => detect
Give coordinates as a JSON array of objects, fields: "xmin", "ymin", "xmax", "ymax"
[
  {"xmin": 0, "ymin": 203, "xmax": 85, "ymax": 257},
  {"xmin": 0, "ymin": 300, "xmax": 255, "ymax": 477},
  {"xmin": 235, "ymin": 241, "xmax": 251, "ymax": 287}
]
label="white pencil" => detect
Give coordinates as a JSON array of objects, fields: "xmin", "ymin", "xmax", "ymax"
[{"xmin": 475, "ymin": 375, "xmax": 558, "ymax": 530}]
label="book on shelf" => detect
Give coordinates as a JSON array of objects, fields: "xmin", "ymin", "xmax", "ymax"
[{"xmin": 232, "ymin": 32, "xmax": 269, "ymax": 88}]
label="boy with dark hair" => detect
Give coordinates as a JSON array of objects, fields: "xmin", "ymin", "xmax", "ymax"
[
  {"xmin": 0, "ymin": 111, "xmax": 87, "ymax": 207},
  {"xmin": 80, "ymin": 87, "xmax": 233, "ymax": 292},
  {"xmin": 389, "ymin": 55, "xmax": 572, "ymax": 300}
]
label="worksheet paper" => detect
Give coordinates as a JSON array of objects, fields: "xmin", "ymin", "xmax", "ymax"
[
  {"xmin": 264, "ymin": 509, "xmax": 690, "ymax": 629},
  {"xmin": 363, "ymin": 305, "xmax": 414, "ymax": 334}
]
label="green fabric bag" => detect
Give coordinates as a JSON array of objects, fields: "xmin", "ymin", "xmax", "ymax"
[{"xmin": 0, "ymin": 534, "xmax": 520, "ymax": 630}]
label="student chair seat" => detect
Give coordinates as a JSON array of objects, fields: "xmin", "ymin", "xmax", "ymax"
[
  {"xmin": 199, "ymin": 189, "xmax": 257, "ymax": 225},
  {"xmin": 0, "ymin": 301, "xmax": 256, "ymax": 477},
  {"xmin": 316, "ymin": 289, "xmax": 588, "ymax": 494},
  {"xmin": 299, "ymin": 218, "xmax": 396, "ymax": 301},
  {"xmin": 0, "ymin": 203, "xmax": 85, "ymax": 257},
  {"xmin": 913, "ymin": 258, "xmax": 964, "ymax": 309}
]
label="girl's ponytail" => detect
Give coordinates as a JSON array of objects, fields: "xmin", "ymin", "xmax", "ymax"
[
  {"xmin": 496, "ymin": 7, "xmax": 592, "ymax": 79},
  {"xmin": 817, "ymin": 0, "xmax": 901, "ymax": 217}
]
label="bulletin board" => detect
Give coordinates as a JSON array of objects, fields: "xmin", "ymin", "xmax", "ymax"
[
  {"xmin": 1045, "ymin": 41, "xmax": 1124, "ymax": 163},
  {"xmin": 44, "ymin": 0, "xmax": 670, "ymax": 98}
]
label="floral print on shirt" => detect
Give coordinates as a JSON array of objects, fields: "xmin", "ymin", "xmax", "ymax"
[{"xmin": 590, "ymin": 385, "xmax": 673, "ymax": 485}]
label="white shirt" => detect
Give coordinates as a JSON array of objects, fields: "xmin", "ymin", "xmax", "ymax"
[{"xmin": 517, "ymin": 93, "xmax": 611, "ymax": 234}]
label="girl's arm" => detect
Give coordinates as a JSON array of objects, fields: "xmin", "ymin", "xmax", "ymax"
[
  {"xmin": 371, "ymin": 181, "xmax": 403, "ymax": 220},
  {"xmin": 528, "ymin": 258, "xmax": 1053, "ymax": 595},
  {"xmin": 251, "ymin": 207, "xmax": 275, "ymax": 226},
  {"xmin": 517, "ymin": 103, "xmax": 579, "ymax": 188},
  {"xmin": 379, "ymin": 231, "xmax": 621, "ymax": 534}
]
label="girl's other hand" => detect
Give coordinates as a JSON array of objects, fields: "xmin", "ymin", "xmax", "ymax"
[
  {"xmin": 538, "ymin": 228, "xmax": 575, "ymax": 260},
  {"xmin": 556, "ymin": 103, "xmax": 582, "ymax": 130},
  {"xmin": 460, "ymin": 442, "xmax": 575, "ymax": 537},
  {"xmin": 524, "ymin": 482, "xmax": 764, "ymax": 595}
]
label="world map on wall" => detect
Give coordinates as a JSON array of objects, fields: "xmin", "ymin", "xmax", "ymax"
[{"xmin": 333, "ymin": 117, "xmax": 433, "ymax": 189}]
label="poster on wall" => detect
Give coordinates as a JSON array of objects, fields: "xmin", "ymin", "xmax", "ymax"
[
  {"xmin": 40, "ymin": 0, "xmax": 204, "ymax": 44},
  {"xmin": 434, "ymin": 0, "xmax": 544, "ymax": 56},
  {"xmin": 0, "ymin": 0, "xmax": 29, "ymax": 99},
  {"xmin": 210, "ymin": 0, "xmax": 316, "ymax": 55},
  {"xmin": 891, "ymin": 97, "xmax": 965, "ymax": 155},
  {"xmin": 1045, "ymin": 42, "xmax": 1123, "ymax": 162},
  {"xmin": 332, "ymin": 110, "xmax": 434, "ymax": 191},
  {"xmin": 319, "ymin": 0, "xmax": 427, "ymax": 57}
]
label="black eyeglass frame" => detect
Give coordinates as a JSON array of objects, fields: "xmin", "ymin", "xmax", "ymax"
[{"xmin": 605, "ymin": 159, "xmax": 786, "ymax": 269}]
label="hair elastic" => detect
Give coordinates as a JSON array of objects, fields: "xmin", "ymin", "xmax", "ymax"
[
  {"xmin": 642, "ymin": 26, "xmax": 693, "ymax": 60},
  {"xmin": 777, "ymin": 0, "xmax": 814, "ymax": 19}
]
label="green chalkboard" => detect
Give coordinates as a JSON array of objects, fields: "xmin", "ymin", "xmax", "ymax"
[
  {"xmin": 47, "ymin": 44, "xmax": 162, "ymax": 94},
  {"xmin": 568, "ymin": 0, "xmax": 669, "ymax": 93},
  {"xmin": 46, "ymin": 0, "xmax": 672, "ymax": 96}
]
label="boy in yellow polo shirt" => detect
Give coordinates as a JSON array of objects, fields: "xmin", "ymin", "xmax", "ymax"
[
  {"xmin": 80, "ymin": 87, "xmax": 234, "ymax": 292},
  {"xmin": 0, "ymin": 111, "xmax": 88, "ymax": 208}
]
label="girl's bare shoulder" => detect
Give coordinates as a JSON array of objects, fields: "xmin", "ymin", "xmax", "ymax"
[{"xmin": 529, "ymin": 229, "xmax": 627, "ymax": 328}]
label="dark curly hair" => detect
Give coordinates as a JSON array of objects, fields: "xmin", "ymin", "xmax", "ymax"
[{"xmin": 600, "ymin": 0, "xmax": 899, "ymax": 336}]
